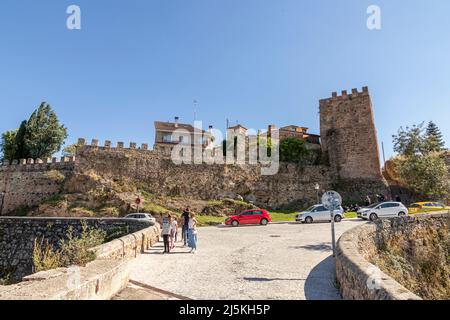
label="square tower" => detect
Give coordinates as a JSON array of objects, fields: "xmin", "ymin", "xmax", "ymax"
[{"xmin": 319, "ymin": 87, "xmax": 383, "ymax": 180}]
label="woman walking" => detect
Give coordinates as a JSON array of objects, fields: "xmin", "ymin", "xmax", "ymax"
[
  {"xmin": 170, "ymin": 216, "xmax": 178, "ymax": 250},
  {"xmin": 187, "ymin": 212, "xmax": 198, "ymax": 254}
]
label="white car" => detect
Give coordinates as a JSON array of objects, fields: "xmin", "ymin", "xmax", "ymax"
[
  {"xmin": 296, "ymin": 204, "xmax": 344, "ymax": 224},
  {"xmin": 357, "ymin": 202, "xmax": 408, "ymax": 221},
  {"xmin": 125, "ymin": 213, "xmax": 156, "ymax": 225}
]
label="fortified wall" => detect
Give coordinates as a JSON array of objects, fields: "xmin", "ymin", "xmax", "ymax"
[
  {"xmin": 320, "ymin": 87, "xmax": 388, "ymax": 195},
  {"xmin": 0, "ymin": 157, "xmax": 75, "ymax": 215},
  {"xmin": 0, "ymin": 87, "xmax": 388, "ymax": 215}
]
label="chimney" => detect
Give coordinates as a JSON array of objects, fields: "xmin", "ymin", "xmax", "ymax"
[{"xmin": 174, "ymin": 116, "xmax": 179, "ymax": 127}]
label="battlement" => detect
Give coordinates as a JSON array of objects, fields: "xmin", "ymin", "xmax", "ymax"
[
  {"xmin": 319, "ymin": 86, "xmax": 369, "ymax": 104},
  {"xmin": 77, "ymin": 138, "xmax": 150, "ymax": 151},
  {"xmin": 0, "ymin": 156, "xmax": 76, "ymax": 171}
]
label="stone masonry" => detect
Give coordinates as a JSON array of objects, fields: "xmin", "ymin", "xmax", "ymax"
[{"xmin": 0, "ymin": 87, "xmax": 388, "ymax": 214}]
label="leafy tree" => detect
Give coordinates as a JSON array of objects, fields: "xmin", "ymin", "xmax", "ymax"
[
  {"xmin": 0, "ymin": 130, "xmax": 18, "ymax": 162},
  {"xmin": 23, "ymin": 102, "xmax": 68, "ymax": 159},
  {"xmin": 394, "ymin": 154, "xmax": 449, "ymax": 201},
  {"xmin": 279, "ymin": 137, "xmax": 310, "ymax": 164},
  {"xmin": 392, "ymin": 123, "xmax": 426, "ymax": 156},
  {"xmin": 425, "ymin": 121, "xmax": 445, "ymax": 152},
  {"xmin": 63, "ymin": 144, "xmax": 77, "ymax": 157}
]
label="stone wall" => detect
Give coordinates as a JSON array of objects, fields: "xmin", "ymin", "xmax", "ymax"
[
  {"xmin": 74, "ymin": 141, "xmax": 332, "ymax": 209},
  {"xmin": 0, "ymin": 217, "xmax": 152, "ymax": 281},
  {"xmin": 0, "ymin": 157, "xmax": 75, "ymax": 215},
  {"xmin": 0, "ymin": 224, "xmax": 160, "ymax": 300},
  {"xmin": 335, "ymin": 213, "xmax": 449, "ymax": 300},
  {"xmin": 320, "ymin": 87, "xmax": 386, "ymax": 183}
]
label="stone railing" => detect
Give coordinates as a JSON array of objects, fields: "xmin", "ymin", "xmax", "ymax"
[
  {"xmin": 336, "ymin": 213, "xmax": 448, "ymax": 300},
  {"xmin": 0, "ymin": 222, "xmax": 160, "ymax": 300},
  {"xmin": 0, "ymin": 156, "xmax": 75, "ymax": 171}
]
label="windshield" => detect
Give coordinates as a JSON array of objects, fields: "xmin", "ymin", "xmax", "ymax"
[
  {"xmin": 305, "ymin": 206, "xmax": 316, "ymax": 212},
  {"xmin": 366, "ymin": 203, "xmax": 380, "ymax": 208}
]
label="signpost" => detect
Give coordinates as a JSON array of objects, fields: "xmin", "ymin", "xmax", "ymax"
[{"xmin": 321, "ymin": 190, "xmax": 342, "ymax": 257}]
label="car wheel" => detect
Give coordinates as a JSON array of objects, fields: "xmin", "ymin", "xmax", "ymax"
[
  {"xmin": 398, "ymin": 212, "xmax": 406, "ymax": 217},
  {"xmin": 231, "ymin": 220, "xmax": 239, "ymax": 227},
  {"xmin": 305, "ymin": 216, "xmax": 313, "ymax": 224},
  {"xmin": 260, "ymin": 218, "xmax": 268, "ymax": 226},
  {"xmin": 369, "ymin": 213, "xmax": 378, "ymax": 221},
  {"xmin": 334, "ymin": 215, "xmax": 342, "ymax": 223}
]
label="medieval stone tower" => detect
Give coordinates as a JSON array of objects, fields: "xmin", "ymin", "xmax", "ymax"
[{"xmin": 319, "ymin": 87, "xmax": 384, "ymax": 183}]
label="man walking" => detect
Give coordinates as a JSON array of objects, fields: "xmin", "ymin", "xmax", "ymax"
[{"xmin": 181, "ymin": 207, "xmax": 190, "ymax": 246}]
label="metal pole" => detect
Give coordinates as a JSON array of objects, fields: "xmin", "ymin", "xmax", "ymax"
[
  {"xmin": 381, "ymin": 141, "xmax": 386, "ymax": 169},
  {"xmin": 330, "ymin": 209, "xmax": 336, "ymax": 257}
]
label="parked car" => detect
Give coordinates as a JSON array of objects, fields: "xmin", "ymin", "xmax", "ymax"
[
  {"xmin": 357, "ymin": 202, "xmax": 408, "ymax": 221},
  {"xmin": 409, "ymin": 202, "xmax": 449, "ymax": 213},
  {"xmin": 295, "ymin": 204, "xmax": 344, "ymax": 224},
  {"xmin": 225, "ymin": 209, "xmax": 272, "ymax": 227},
  {"xmin": 125, "ymin": 213, "xmax": 156, "ymax": 225}
]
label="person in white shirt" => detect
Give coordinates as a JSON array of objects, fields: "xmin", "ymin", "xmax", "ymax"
[{"xmin": 161, "ymin": 214, "xmax": 172, "ymax": 253}]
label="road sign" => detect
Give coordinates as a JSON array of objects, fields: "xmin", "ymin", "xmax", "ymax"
[
  {"xmin": 321, "ymin": 190, "xmax": 342, "ymax": 258},
  {"xmin": 321, "ymin": 191, "xmax": 342, "ymax": 210}
]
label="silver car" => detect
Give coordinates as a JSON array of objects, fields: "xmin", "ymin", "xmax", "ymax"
[
  {"xmin": 125, "ymin": 213, "xmax": 156, "ymax": 225},
  {"xmin": 357, "ymin": 202, "xmax": 408, "ymax": 221},
  {"xmin": 296, "ymin": 204, "xmax": 344, "ymax": 224}
]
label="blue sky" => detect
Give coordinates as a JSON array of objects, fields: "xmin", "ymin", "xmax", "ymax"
[{"xmin": 0, "ymin": 0, "xmax": 449, "ymax": 160}]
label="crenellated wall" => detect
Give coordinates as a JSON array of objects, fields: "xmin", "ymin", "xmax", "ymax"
[
  {"xmin": 0, "ymin": 157, "xmax": 76, "ymax": 215},
  {"xmin": 0, "ymin": 87, "xmax": 390, "ymax": 214},
  {"xmin": 74, "ymin": 139, "xmax": 332, "ymax": 209}
]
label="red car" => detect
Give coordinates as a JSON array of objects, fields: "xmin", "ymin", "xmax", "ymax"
[{"xmin": 225, "ymin": 209, "xmax": 272, "ymax": 227}]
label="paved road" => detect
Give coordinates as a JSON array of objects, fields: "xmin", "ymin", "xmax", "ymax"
[{"xmin": 127, "ymin": 220, "xmax": 365, "ymax": 300}]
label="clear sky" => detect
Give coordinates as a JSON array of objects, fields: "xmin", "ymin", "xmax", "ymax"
[{"xmin": 0, "ymin": 0, "xmax": 449, "ymax": 160}]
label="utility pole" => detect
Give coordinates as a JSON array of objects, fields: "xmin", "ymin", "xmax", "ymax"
[{"xmin": 193, "ymin": 99, "xmax": 198, "ymax": 122}]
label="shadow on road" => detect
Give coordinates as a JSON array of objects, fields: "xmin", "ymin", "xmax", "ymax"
[
  {"xmin": 243, "ymin": 277, "xmax": 306, "ymax": 282},
  {"xmin": 289, "ymin": 243, "xmax": 332, "ymax": 251},
  {"xmin": 304, "ymin": 255, "xmax": 341, "ymax": 300}
]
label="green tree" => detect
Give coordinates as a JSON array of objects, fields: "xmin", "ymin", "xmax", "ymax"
[
  {"xmin": 425, "ymin": 121, "xmax": 445, "ymax": 152},
  {"xmin": 0, "ymin": 130, "xmax": 18, "ymax": 162},
  {"xmin": 14, "ymin": 120, "xmax": 29, "ymax": 159},
  {"xmin": 23, "ymin": 102, "xmax": 68, "ymax": 159},
  {"xmin": 392, "ymin": 123, "xmax": 426, "ymax": 156},
  {"xmin": 63, "ymin": 144, "xmax": 77, "ymax": 157},
  {"xmin": 394, "ymin": 154, "xmax": 449, "ymax": 201},
  {"xmin": 279, "ymin": 137, "xmax": 310, "ymax": 164}
]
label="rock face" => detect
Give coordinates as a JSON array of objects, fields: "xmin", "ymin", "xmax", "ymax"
[
  {"xmin": 0, "ymin": 217, "xmax": 151, "ymax": 282},
  {"xmin": 336, "ymin": 213, "xmax": 449, "ymax": 300}
]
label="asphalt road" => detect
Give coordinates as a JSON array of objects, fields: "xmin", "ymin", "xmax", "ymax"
[{"xmin": 127, "ymin": 219, "xmax": 365, "ymax": 300}]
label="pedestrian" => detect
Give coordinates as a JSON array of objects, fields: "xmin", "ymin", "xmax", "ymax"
[
  {"xmin": 161, "ymin": 214, "xmax": 172, "ymax": 253},
  {"xmin": 170, "ymin": 216, "xmax": 178, "ymax": 250},
  {"xmin": 181, "ymin": 207, "xmax": 190, "ymax": 246},
  {"xmin": 365, "ymin": 195, "xmax": 371, "ymax": 206},
  {"xmin": 187, "ymin": 212, "xmax": 198, "ymax": 254}
]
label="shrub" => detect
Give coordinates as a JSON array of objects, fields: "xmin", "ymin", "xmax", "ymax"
[{"xmin": 32, "ymin": 221, "xmax": 106, "ymax": 272}]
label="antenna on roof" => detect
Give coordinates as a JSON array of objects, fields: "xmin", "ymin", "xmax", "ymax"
[{"xmin": 193, "ymin": 99, "xmax": 198, "ymax": 122}]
